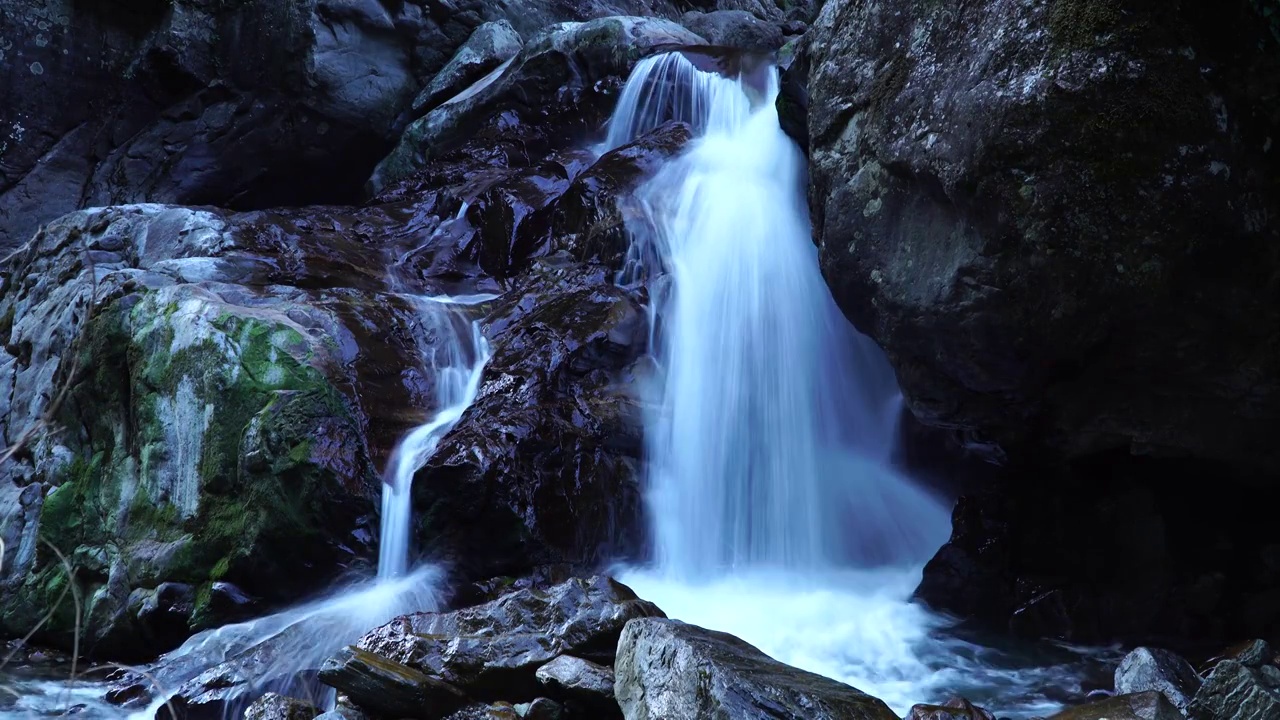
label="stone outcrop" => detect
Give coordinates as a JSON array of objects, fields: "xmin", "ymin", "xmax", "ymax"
[
  {"xmin": 1189, "ymin": 640, "xmax": 1280, "ymax": 720},
  {"xmin": 369, "ymin": 16, "xmax": 704, "ymax": 198}
]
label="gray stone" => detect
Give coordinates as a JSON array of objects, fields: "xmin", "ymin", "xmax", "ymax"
[
  {"xmin": 1114, "ymin": 647, "xmax": 1202, "ymax": 713},
  {"xmin": 244, "ymin": 693, "xmax": 321, "ymax": 720},
  {"xmin": 614, "ymin": 618, "xmax": 897, "ymax": 720},
  {"xmin": 1230, "ymin": 640, "xmax": 1276, "ymax": 668},
  {"xmin": 412, "ymin": 21, "xmax": 525, "ymax": 119},
  {"xmin": 356, "ymin": 576, "xmax": 663, "ymax": 704},
  {"xmin": 1047, "ymin": 692, "xmax": 1182, "ymax": 720},
  {"xmin": 1188, "ymin": 659, "xmax": 1280, "ymax": 720},
  {"xmin": 319, "ymin": 646, "xmax": 469, "ymax": 720}
]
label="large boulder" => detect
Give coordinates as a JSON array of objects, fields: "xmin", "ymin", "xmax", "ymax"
[
  {"xmin": 319, "ymin": 647, "xmax": 470, "ymax": 720},
  {"xmin": 0, "ymin": 0, "xmax": 697, "ymax": 255},
  {"xmin": 807, "ymin": 0, "xmax": 1280, "ymax": 471},
  {"xmin": 534, "ymin": 655, "xmax": 618, "ymax": 716},
  {"xmin": 0, "ymin": 200, "xmax": 488, "ymax": 659},
  {"xmin": 614, "ymin": 618, "xmax": 898, "ymax": 720},
  {"xmin": 353, "ymin": 576, "xmax": 662, "ymax": 704},
  {"xmin": 679, "ymin": 10, "xmax": 784, "ymax": 50}
]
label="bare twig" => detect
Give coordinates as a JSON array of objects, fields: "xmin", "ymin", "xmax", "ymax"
[
  {"xmin": 0, "ymin": 541, "xmax": 77, "ymax": 673},
  {"xmin": 80, "ymin": 662, "xmax": 179, "ymax": 720}
]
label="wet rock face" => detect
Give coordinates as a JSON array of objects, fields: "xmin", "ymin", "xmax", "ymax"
[
  {"xmin": 368, "ymin": 16, "xmax": 705, "ymax": 199},
  {"xmin": 0, "ymin": 201, "xmax": 486, "ymax": 659},
  {"xmin": 615, "ymin": 618, "xmax": 899, "ymax": 720},
  {"xmin": 807, "ymin": 0, "xmax": 1280, "ymax": 471},
  {"xmin": 243, "ymin": 693, "xmax": 321, "ymax": 720},
  {"xmin": 414, "ymin": 263, "xmax": 651, "ymax": 580}
]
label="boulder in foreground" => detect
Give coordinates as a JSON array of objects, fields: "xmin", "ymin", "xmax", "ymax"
[
  {"xmin": 614, "ymin": 617, "xmax": 897, "ymax": 720},
  {"xmin": 354, "ymin": 576, "xmax": 662, "ymax": 703}
]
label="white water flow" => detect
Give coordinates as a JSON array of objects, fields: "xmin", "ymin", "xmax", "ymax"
[
  {"xmin": 609, "ymin": 52, "xmax": 1109, "ymax": 717},
  {"xmin": 380, "ymin": 295, "xmax": 492, "ymax": 579}
]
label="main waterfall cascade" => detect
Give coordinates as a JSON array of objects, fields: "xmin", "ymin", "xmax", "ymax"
[{"xmin": 608, "ymin": 52, "xmax": 1104, "ymax": 715}]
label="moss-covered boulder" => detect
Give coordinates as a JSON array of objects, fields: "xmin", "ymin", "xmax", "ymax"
[{"xmin": 0, "ymin": 203, "xmax": 475, "ymax": 659}]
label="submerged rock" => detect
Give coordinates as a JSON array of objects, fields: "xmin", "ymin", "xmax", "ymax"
[
  {"xmin": 354, "ymin": 576, "xmax": 662, "ymax": 704},
  {"xmin": 319, "ymin": 647, "xmax": 469, "ymax": 720},
  {"xmin": 614, "ymin": 617, "xmax": 897, "ymax": 720},
  {"xmin": 1047, "ymin": 692, "xmax": 1182, "ymax": 720},
  {"xmin": 244, "ymin": 693, "xmax": 321, "ymax": 720},
  {"xmin": 1114, "ymin": 647, "xmax": 1201, "ymax": 714},
  {"xmin": 807, "ymin": 0, "xmax": 1280, "ymax": 472}
]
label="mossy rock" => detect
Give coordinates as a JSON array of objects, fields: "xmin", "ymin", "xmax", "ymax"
[{"xmin": 6, "ymin": 286, "xmax": 377, "ymax": 659}]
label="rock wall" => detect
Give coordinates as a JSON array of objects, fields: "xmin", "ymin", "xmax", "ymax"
[
  {"xmin": 807, "ymin": 0, "xmax": 1280, "ymax": 472},
  {"xmin": 805, "ymin": 0, "xmax": 1280, "ymax": 647}
]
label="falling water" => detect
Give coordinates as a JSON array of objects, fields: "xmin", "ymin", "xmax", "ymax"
[
  {"xmin": 379, "ymin": 295, "xmax": 492, "ymax": 579},
  {"xmin": 609, "ymin": 52, "xmax": 1109, "ymax": 716}
]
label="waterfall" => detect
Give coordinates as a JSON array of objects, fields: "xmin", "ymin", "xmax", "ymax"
[
  {"xmin": 608, "ymin": 52, "xmax": 1103, "ymax": 716},
  {"xmin": 610, "ymin": 52, "xmax": 950, "ymax": 578},
  {"xmin": 378, "ymin": 295, "xmax": 491, "ymax": 578}
]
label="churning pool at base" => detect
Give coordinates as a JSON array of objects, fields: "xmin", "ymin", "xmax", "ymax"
[{"xmin": 617, "ymin": 566, "xmax": 1120, "ymax": 719}]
